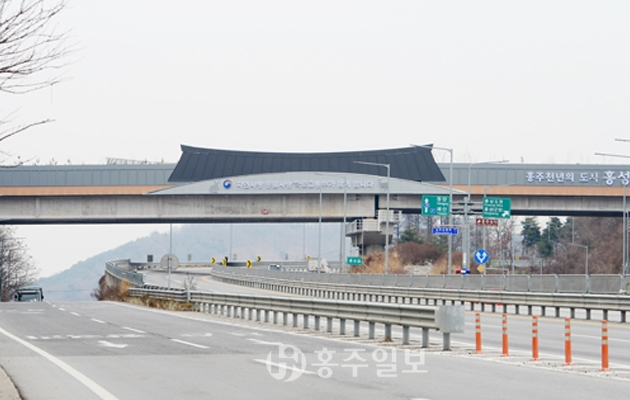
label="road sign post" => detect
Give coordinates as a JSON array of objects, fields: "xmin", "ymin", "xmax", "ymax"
[{"xmin": 482, "ymin": 197, "xmax": 512, "ymax": 219}]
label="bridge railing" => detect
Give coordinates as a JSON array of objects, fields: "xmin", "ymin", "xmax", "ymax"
[
  {"xmin": 126, "ymin": 287, "xmax": 464, "ymax": 349},
  {"xmin": 105, "ymin": 259, "xmax": 145, "ymax": 287},
  {"xmin": 217, "ymin": 268, "xmax": 629, "ymax": 295},
  {"xmin": 211, "ymin": 269, "xmax": 630, "ymax": 323}
]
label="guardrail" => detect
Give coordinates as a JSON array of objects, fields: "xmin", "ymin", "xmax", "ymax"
[
  {"xmin": 211, "ymin": 269, "xmax": 630, "ymax": 323},
  {"xmin": 127, "ymin": 287, "xmax": 464, "ymax": 350},
  {"xmin": 105, "ymin": 259, "xmax": 145, "ymax": 287},
  {"xmin": 212, "ymin": 268, "xmax": 630, "ymax": 295}
]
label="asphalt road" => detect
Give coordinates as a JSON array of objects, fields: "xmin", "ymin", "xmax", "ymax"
[{"xmin": 1, "ymin": 299, "xmax": 630, "ymax": 400}]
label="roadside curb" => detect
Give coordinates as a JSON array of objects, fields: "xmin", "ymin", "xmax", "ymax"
[{"xmin": 0, "ymin": 366, "xmax": 20, "ymax": 400}]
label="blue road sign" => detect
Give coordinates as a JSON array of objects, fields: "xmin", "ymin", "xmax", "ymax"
[
  {"xmin": 474, "ymin": 249, "xmax": 489, "ymax": 265},
  {"xmin": 432, "ymin": 227, "xmax": 459, "ymax": 235}
]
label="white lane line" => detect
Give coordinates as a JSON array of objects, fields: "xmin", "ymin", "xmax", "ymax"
[
  {"xmin": 58, "ymin": 308, "xmax": 65, "ymax": 311},
  {"xmin": 253, "ymin": 359, "xmax": 316, "ymax": 375},
  {"xmin": 171, "ymin": 339, "xmax": 209, "ymax": 349},
  {"xmin": 91, "ymin": 319, "xmax": 106, "ymax": 324},
  {"xmin": 122, "ymin": 327, "xmax": 145, "ymax": 334},
  {"xmin": 0, "ymin": 326, "xmax": 119, "ymax": 400},
  {"xmin": 70, "ymin": 312, "xmax": 81, "ymax": 317},
  {"xmin": 98, "ymin": 340, "xmax": 128, "ymax": 349}
]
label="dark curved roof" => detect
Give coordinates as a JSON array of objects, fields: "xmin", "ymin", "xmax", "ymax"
[{"xmin": 168, "ymin": 145, "xmax": 445, "ymax": 183}]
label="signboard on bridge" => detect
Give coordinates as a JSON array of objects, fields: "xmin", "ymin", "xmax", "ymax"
[
  {"xmin": 421, "ymin": 195, "xmax": 450, "ymax": 217},
  {"xmin": 482, "ymin": 197, "xmax": 512, "ymax": 219}
]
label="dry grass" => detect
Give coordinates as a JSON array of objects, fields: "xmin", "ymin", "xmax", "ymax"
[
  {"xmin": 92, "ymin": 276, "xmax": 131, "ymax": 301},
  {"xmin": 93, "ymin": 275, "xmax": 192, "ymax": 311},
  {"xmin": 350, "ymin": 251, "xmax": 406, "ymax": 274},
  {"xmin": 126, "ymin": 295, "xmax": 193, "ymax": 311},
  {"xmin": 430, "ymin": 251, "xmax": 464, "ymax": 274}
]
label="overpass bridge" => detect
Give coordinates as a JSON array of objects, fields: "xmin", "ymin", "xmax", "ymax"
[
  {"xmin": 0, "ymin": 145, "xmax": 627, "ymax": 254},
  {"xmin": 0, "ymin": 151, "xmax": 626, "ymax": 223}
]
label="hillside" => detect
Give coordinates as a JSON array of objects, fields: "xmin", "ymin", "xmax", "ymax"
[{"xmin": 35, "ymin": 223, "xmax": 345, "ymax": 301}]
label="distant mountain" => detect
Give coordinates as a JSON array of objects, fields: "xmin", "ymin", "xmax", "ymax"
[{"xmin": 35, "ymin": 223, "xmax": 346, "ymax": 301}]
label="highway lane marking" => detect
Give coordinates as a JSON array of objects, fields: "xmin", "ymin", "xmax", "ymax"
[
  {"xmin": 248, "ymin": 339, "xmax": 284, "ymax": 346},
  {"xmin": 27, "ymin": 334, "xmax": 144, "ymax": 340},
  {"xmin": 91, "ymin": 318, "xmax": 106, "ymax": 324},
  {"xmin": 253, "ymin": 359, "xmax": 316, "ymax": 375},
  {"xmin": 171, "ymin": 339, "xmax": 209, "ymax": 349},
  {"xmin": 122, "ymin": 327, "xmax": 146, "ymax": 334},
  {"xmin": 70, "ymin": 312, "xmax": 81, "ymax": 317},
  {"xmin": 99, "ymin": 340, "xmax": 128, "ymax": 349},
  {"xmin": 181, "ymin": 333, "xmax": 213, "ymax": 338},
  {"xmin": 0, "ymin": 326, "xmax": 120, "ymax": 400}
]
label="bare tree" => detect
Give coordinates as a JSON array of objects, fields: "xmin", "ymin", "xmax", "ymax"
[
  {"xmin": 0, "ymin": 0, "xmax": 70, "ymax": 156},
  {"xmin": 0, "ymin": 226, "xmax": 38, "ymax": 301}
]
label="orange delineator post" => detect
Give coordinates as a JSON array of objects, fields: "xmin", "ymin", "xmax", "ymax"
[
  {"xmin": 564, "ymin": 317, "xmax": 572, "ymax": 366},
  {"xmin": 531, "ymin": 315, "xmax": 539, "ymax": 361},
  {"xmin": 601, "ymin": 320, "xmax": 610, "ymax": 371},
  {"xmin": 475, "ymin": 312, "xmax": 483, "ymax": 354},
  {"xmin": 501, "ymin": 313, "xmax": 509, "ymax": 357}
]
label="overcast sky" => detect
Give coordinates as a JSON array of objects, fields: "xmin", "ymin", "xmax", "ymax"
[{"xmin": 5, "ymin": 1, "xmax": 630, "ymax": 278}]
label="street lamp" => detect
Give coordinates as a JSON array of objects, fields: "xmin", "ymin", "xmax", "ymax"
[
  {"xmin": 318, "ymin": 184, "xmax": 323, "ymax": 273},
  {"xmin": 354, "ymin": 161, "xmax": 391, "ymax": 274},
  {"xmin": 413, "ymin": 144, "xmax": 454, "ymax": 274},
  {"xmin": 568, "ymin": 243, "xmax": 589, "ymax": 275},
  {"xmin": 595, "ymin": 151, "xmax": 630, "ymax": 276},
  {"xmin": 315, "ymin": 172, "xmax": 348, "ymax": 272}
]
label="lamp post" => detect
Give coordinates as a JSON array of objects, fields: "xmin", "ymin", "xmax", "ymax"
[
  {"xmin": 315, "ymin": 173, "xmax": 348, "ymax": 271},
  {"xmin": 595, "ymin": 151, "xmax": 630, "ymax": 276},
  {"xmin": 568, "ymin": 243, "xmax": 589, "ymax": 275},
  {"xmin": 341, "ymin": 176, "xmax": 348, "ymax": 270},
  {"xmin": 354, "ymin": 161, "xmax": 391, "ymax": 274},
  {"xmin": 318, "ymin": 183, "xmax": 323, "ymax": 273},
  {"xmin": 413, "ymin": 144, "xmax": 454, "ymax": 274},
  {"xmin": 463, "ymin": 160, "xmax": 508, "ymax": 272}
]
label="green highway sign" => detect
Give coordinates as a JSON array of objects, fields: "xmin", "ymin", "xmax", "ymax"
[
  {"xmin": 347, "ymin": 256, "xmax": 363, "ymax": 266},
  {"xmin": 482, "ymin": 197, "xmax": 512, "ymax": 219},
  {"xmin": 421, "ymin": 195, "xmax": 450, "ymax": 217}
]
